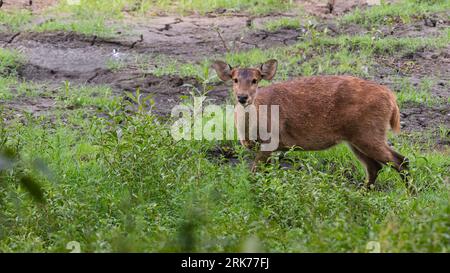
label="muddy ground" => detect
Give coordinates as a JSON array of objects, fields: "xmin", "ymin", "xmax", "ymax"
[{"xmin": 0, "ymin": 1, "xmax": 449, "ymax": 136}]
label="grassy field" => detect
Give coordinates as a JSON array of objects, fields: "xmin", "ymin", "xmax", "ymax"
[{"xmin": 0, "ymin": 0, "xmax": 449, "ymax": 252}]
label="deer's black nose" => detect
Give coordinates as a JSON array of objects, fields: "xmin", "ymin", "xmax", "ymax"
[{"xmin": 238, "ymin": 95, "xmax": 248, "ymax": 104}]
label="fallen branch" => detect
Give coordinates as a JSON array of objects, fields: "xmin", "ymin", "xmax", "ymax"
[
  {"xmin": 215, "ymin": 27, "xmax": 230, "ymax": 53},
  {"xmin": 6, "ymin": 32, "xmax": 21, "ymax": 44},
  {"xmin": 130, "ymin": 34, "xmax": 144, "ymax": 49}
]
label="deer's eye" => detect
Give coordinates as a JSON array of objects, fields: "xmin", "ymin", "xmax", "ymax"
[
  {"xmin": 234, "ymin": 79, "xmax": 238, "ymax": 83},
  {"xmin": 252, "ymin": 79, "xmax": 257, "ymax": 84}
]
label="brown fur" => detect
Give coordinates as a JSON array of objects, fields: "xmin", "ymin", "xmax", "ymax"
[{"xmin": 212, "ymin": 59, "xmax": 415, "ymax": 193}]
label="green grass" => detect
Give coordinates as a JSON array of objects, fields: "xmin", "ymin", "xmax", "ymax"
[
  {"xmin": 0, "ymin": 78, "xmax": 47, "ymax": 101},
  {"xmin": 0, "ymin": 2, "xmax": 118, "ymax": 36},
  {"xmin": 33, "ymin": 18, "xmax": 117, "ymax": 38},
  {"xmin": 342, "ymin": 0, "xmax": 450, "ymax": 27},
  {"xmin": 51, "ymin": 0, "xmax": 293, "ymax": 16},
  {"xmin": 31, "ymin": 0, "xmax": 294, "ymax": 36},
  {"xmin": 130, "ymin": 0, "xmax": 294, "ymax": 15},
  {"xmin": 0, "ymin": 9, "xmax": 33, "ymax": 32},
  {"xmin": 0, "ymin": 49, "xmax": 24, "ymax": 77},
  {"xmin": 1, "ymin": 36, "xmax": 449, "ymax": 252},
  {"xmin": 106, "ymin": 58, "xmax": 128, "ymax": 72},
  {"xmin": 0, "ymin": 49, "xmax": 26, "ymax": 100},
  {"xmin": 53, "ymin": 0, "xmax": 127, "ymax": 19},
  {"xmin": 0, "ymin": 77, "xmax": 18, "ymax": 100},
  {"xmin": 0, "ymin": 94, "xmax": 449, "ymax": 252},
  {"xmin": 298, "ymin": 28, "xmax": 450, "ymax": 55},
  {"xmin": 151, "ymin": 56, "xmax": 209, "ymax": 79},
  {"xmin": 394, "ymin": 77, "xmax": 444, "ymax": 106},
  {"xmin": 0, "ymin": 0, "xmax": 293, "ymax": 36},
  {"xmin": 263, "ymin": 17, "xmax": 301, "ymax": 32},
  {"xmin": 31, "ymin": 0, "xmax": 124, "ymax": 37},
  {"xmin": 142, "ymin": 27, "xmax": 449, "ymax": 82},
  {"xmin": 56, "ymin": 81, "xmax": 117, "ymax": 109},
  {"xmin": 140, "ymin": 42, "xmax": 374, "ymax": 82},
  {"xmin": 1, "ymin": 0, "xmax": 449, "ymax": 253},
  {"xmin": 0, "ymin": 1, "xmax": 121, "ymax": 37}
]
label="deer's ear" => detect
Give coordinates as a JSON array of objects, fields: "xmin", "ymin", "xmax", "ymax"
[
  {"xmin": 259, "ymin": 59, "xmax": 278, "ymax": 81},
  {"xmin": 211, "ymin": 60, "xmax": 233, "ymax": 81}
]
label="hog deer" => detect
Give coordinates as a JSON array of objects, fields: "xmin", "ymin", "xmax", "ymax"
[{"xmin": 212, "ymin": 59, "xmax": 414, "ymax": 193}]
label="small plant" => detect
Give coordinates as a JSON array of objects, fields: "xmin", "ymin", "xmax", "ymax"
[
  {"xmin": 57, "ymin": 81, "xmax": 115, "ymax": 109},
  {"xmin": 124, "ymin": 87, "xmax": 155, "ymax": 115},
  {"xmin": 0, "ymin": 147, "xmax": 47, "ymax": 205},
  {"xmin": 33, "ymin": 18, "xmax": 117, "ymax": 37},
  {"xmin": 394, "ymin": 77, "xmax": 442, "ymax": 106},
  {"xmin": 437, "ymin": 125, "xmax": 449, "ymax": 141},
  {"xmin": 0, "ymin": 9, "xmax": 33, "ymax": 31},
  {"xmin": 106, "ymin": 58, "xmax": 127, "ymax": 72},
  {"xmin": 0, "ymin": 49, "xmax": 24, "ymax": 77}
]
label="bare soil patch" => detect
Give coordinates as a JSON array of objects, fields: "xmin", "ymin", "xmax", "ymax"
[
  {"xmin": 374, "ymin": 49, "xmax": 450, "ymax": 135},
  {"xmin": 14, "ymin": 61, "xmax": 229, "ymax": 116},
  {"xmin": 0, "ymin": 14, "xmax": 304, "ymax": 115},
  {"xmin": 373, "ymin": 45, "xmax": 450, "ymax": 100},
  {"xmin": 92, "ymin": 70, "xmax": 229, "ymax": 115},
  {"xmin": 400, "ymin": 104, "xmax": 449, "ymax": 132},
  {"xmin": 1, "ymin": 96, "xmax": 59, "ymax": 124}
]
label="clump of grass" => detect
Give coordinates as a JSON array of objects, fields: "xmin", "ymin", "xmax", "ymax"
[
  {"xmin": 0, "ymin": 2, "xmax": 118, "ymax": 37},
  {"xmin": 341, "ymin": 0, "xmax": 450, "ymax": 26},
  {"xmin": 394, "ymin": 77, "xmax": 443, "ymax": 106},
  {"xmin": 263, "ymin": 17, "xmax": 301, "ymax": 32},
  {"xmin": 31, "ymin": 0, "xmax": 123, "ymax": 37},
  {"xmin": 0, "ymin": 49, "xmax": 24, "ymax": 77},
  {"xmin": 148, "ymin": 0, "xmax": 294, "ymax": 15},
  {"xmin": 3, "ymin": 0, "xmax": 293, "ymax": 36},
  {"xmin": 0, "ymin": 49, "xmax": 48, "ymax": 101},
  {"xmin": 33, "ymin": 18, "xmax": 117, "ymax": 38},
  {"xmin": 0, "ymin": 77, "xmax": 17, "ymax": 100},
  {"xmin": 0, "ymin": 9, "xmax": 33, "ymax": 32},
  {"xmin": 56, "ymin": 81, "xmax": 116, "ymax": 109},
  {"xmin": 150, "ymin": 56, "xmax": 204, "ymax": 78},
  {"xmin": 53, "ymin": 0, "xmax": 126, "ymax": 19},
  {"xmin": 144, "ymin": 25, "xmax": 449, "ymax": 82},
  {"xmin": 106, "ymin": 58, "xmax": 127, "ymax": 72},
  {"xmin": 50, "ymin": 0, "xmax": 293, "ymax": 17},
  {"xmin": 297, "ymin": 28, "xmax": 450, "ymax": 56}
]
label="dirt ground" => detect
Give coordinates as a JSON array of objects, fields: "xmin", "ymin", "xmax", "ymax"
[
  {"xmin": 0, "ymin": 0, "xmax": 449, "ymax": 134},
  {"xmin": 1, "ymin": 0, "xmax": 59, "ymax": 11}
]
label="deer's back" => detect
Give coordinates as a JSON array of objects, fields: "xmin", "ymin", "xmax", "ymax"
[{"xmin": 254, "ymin": 76, "xmax": 396, "ymax": 150}]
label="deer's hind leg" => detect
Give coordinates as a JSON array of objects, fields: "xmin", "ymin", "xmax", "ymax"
[
  {"xmin": 350, "ymin": 138, "xmax": 415, "ymax": 194},
  {"xmin": 251, "ymin": 151, "xmax": 272, "ymax": 173},
  {"xmin": 350, "ymin": 144, "xmax": 383, "ymax": 189}
]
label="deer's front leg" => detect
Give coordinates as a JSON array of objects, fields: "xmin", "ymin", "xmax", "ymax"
[
  {"xmin": 251, "ymin": 151, "xmax": 272, "ymax": 173},
  {"xmin": 235, "ymin": 106, "xmax": 258, "ymax": 149}
]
